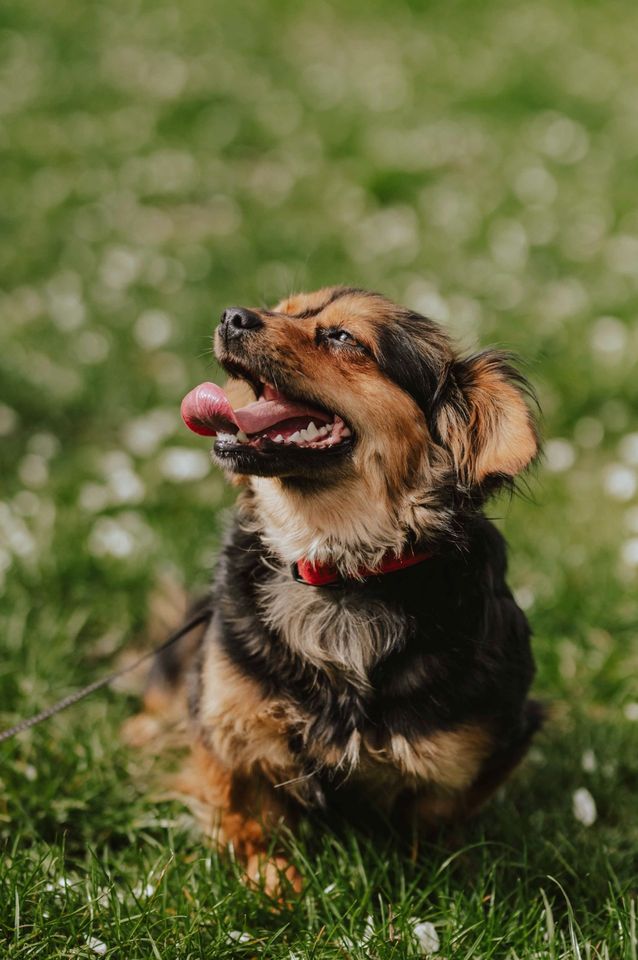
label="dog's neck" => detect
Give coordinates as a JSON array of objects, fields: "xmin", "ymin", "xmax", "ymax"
[{"xmin": 246, "ymin": 471, "xmax": 452, "ymax": 578}]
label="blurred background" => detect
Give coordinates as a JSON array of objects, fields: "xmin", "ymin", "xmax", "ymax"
[{"xmin": 1, "ymin": 0, "xmax": 637, "ymax": 951}]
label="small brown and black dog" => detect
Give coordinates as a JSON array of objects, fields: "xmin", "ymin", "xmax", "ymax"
[{"xmin": 139, "ymin": 286, "xmax": 541, "ymax": 891}]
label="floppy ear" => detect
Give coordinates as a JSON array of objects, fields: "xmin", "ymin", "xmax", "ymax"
[{"xmin": 436, "ymin": 352, "xmax": 538, "ymax": 486}]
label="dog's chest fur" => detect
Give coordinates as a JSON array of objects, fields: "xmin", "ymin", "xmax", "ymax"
[{"xmin": 257, "ymin": 569, "xmax": 408, "ymax": 690}]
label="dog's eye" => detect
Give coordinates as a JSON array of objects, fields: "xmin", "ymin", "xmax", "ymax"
[
  {"xmin": 318, "ymin": 327, "xmax": 373, "ymax": 358},
  {"xmin": 327, "ymin": 329, "xmax": 355, "ymax": 344}
]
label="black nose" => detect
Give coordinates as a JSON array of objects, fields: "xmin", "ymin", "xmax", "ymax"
[{"xmin": 220, "ymin": 307, "xmax": 263, "ymax": 338}]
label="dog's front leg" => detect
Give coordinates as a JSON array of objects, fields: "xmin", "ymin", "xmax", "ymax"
[{"xmin": 175, "ymin": 740, "xmax": 302, "ymax": 896}]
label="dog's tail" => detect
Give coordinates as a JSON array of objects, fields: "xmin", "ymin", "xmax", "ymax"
[{"xmin": 122, "ymin": 580, "xmax": 212, "ymax": 748}]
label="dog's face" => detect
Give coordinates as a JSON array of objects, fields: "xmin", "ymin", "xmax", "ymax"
[
  {"xmin": 183, "ymin": 286, "xmax": 537, "ymax": 488},
  {"xmin": 182, "ymin": 287, "xmax": 537, "ymax": 574}
]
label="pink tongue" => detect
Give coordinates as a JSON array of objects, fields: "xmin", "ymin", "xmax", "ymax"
[
  {"xmin": 180, "ymin": 382, "xmax": 236, "ymax": 436},
  {"xmin": 181, "ymin": 381, "xmax": 328, "ymax": 437}
]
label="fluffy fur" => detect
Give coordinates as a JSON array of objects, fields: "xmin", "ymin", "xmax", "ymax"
[{"xmin": 136, "ymin": 286, "xmax": 542, "ymax": 894}]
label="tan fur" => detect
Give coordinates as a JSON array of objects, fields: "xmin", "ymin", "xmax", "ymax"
[
  {"xmin": 197, "ymin": 629, "xmax": 299, "ymax": 784},
  {"xmin": 372, "ymin": 727, "xmax": 492, "ymax": 789},
  {"xmin": 173, "ymin": 739, "xmax": 302, "ymax": 895},
  {"xmin": 437, "ymin": 353, "xmax": 538, "ymax": 484}
]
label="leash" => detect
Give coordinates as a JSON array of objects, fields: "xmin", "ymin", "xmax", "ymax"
[{"xmin": 0, "ymin": 609, "xmax": 211, "ymax": 745}]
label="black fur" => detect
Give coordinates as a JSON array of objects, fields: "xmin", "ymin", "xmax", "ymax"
[{"xmin": 190, "ymin": 510, "xmax": 538, "ymax": 805}]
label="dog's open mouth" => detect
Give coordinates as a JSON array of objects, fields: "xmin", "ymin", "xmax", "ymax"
[{"xmin": 181, "ymin": 380, "xmax": 353, "ymax": 452}]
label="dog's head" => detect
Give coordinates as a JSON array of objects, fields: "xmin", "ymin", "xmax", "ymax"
[{"xmin": 182, "ymin": 287, "xmax": 538, "ymax": 568}]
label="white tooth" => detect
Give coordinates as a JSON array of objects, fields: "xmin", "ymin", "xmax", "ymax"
[
  {"xmin": 289, "ymin": 431, "xmax": 301, "ymax": 443},
  {"xmin": 317, "ymin": 426, "xmax": 328, "ymax": 436},
  {"xmin": 342, "ymin": 427, "xmax": 351, "ymax": 437},
  {"xmin": 306, "ymin": 422, "xmax": 319, "ymax": 440},
  {"xmin": 299, "ymin": 428, "xmax": 309, "ymax": 442},
  {"xmin": 274, "ymin": 434, "xmax": 284, "ymax": 443},
  {"xmin": 236, "ymin": 430, "xmax": 249, "ymax": 443},
  {"xmin": 217, "ymin": 432, "xmax": 234, "ymax": 442}
]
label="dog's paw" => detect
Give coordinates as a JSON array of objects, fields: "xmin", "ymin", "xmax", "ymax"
[{"xmin": 245, "ymin": 853, "xmax": 303, "ymax": 899}]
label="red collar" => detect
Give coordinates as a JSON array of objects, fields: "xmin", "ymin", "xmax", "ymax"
[{"xmin": 292, "ymin": 548, "xmax": 432, "ymax": 587}]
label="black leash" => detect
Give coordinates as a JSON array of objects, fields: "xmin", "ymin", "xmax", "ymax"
[{"xmin": 0, "ymin": 609, "xmax": 211, "ymax": 745}]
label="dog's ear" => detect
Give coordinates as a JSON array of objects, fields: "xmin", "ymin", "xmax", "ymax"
[{"xmin": 436, "ymin": 352, "xmax": 538, "ymax": 486}]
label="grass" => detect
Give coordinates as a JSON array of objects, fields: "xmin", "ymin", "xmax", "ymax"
[{"xmin": 1, "ymin": 0, "xmax": 638, "ymax": 955}]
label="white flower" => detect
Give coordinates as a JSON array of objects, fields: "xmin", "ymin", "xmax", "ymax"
[
  {"xmin": 574, "ymin": 417, "xmax": 604, "ymax": 449},
  {"xmin": 18, "ymin": 453, "xmax": 49, "ymax": 489},
  {"xmin": 581, "ymin": 750, "xmax": 597, "ymax": 773},
  {"xmin": 86, "ymin": 936, "xmax": 107, "ymax": 955},
  {"xmin": 27, "ymin": 432, "xmax": 59, "ymax": 459},
  {"xmin": 88, "ymin": 518, "xmax": 136, "ymax": 559},
  {"xmin": 410, "ymin": 918, "xmax": 440, "ymax": 954},
  {"xmin": 227, "ymin": 930, "xmax": 251, "ymax": 944},
  {"xmin": 572, "ymin": 787, "xmax": 597, "ymax": 826},
  {"xmin": 624, "ymin": 703, "xmax": 638, "ymax": 721},
  {"xmin": 122, "ymin": 408, "xmax": 176, "ymax": 457},
  {"xmin": 132, "ymin": 881, "xmax": 155, "ymax": 898},
  {"xmin": 88, "ymin": 512, "xmax": 154, "ymax": 560},
  {"xmin": 0, "ymin": 403, "xmax": 17, "ymax": 436},
  {"xmin": 604, "ymin": 464, "xmax": 636, "ymax": 501},
  {"xmin": 621, "ymin": 538, "xmax": 638, "ymax": 567},
  {"xmin": 159, "ymin": 447, "xmax": 210, "ymax": 483},
  {"xmin": 362, "ymin": 915, "xmax": 375, "ymax": 943},
  {"xmin": 134, "ymin": 309, "xmax": 172, "ymax": 349},
  {"xmin": 107, "ymin": 467, "xmax": 145, "ymax": 504},
  {"xmin": 79, "ymin": 483, "xmax": 110, "ymax": 513},
  {"xmin": 619, "ymin": 433, "xmax": 638, "ymax": 466},
  {"xmin": 544, "ymin": 439, "xmax": 575, "ymax": 473},
  {"xmin": 590, "ymin": 316, "xmax": 627, "ymax": 356},
  {"xmin": 514, "ymin": 586, "xmax": 535, "ymax": 611}
]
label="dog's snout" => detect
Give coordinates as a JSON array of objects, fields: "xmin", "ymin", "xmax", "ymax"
[{"xmin": 221, "ymin": 307, "xmax": 263, "ymax": 339}]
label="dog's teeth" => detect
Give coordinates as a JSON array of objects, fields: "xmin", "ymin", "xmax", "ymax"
[
  {"xmin": 274, "ymin": 434, "xmax": 284, "ymax": 443},
  {"xmin": 289, "ymin": 431, "xmax": 301, "ymax": 443},
  {"xmin": 236, "ymin": 430, "xmax": 249, "ymax": 443},
  {"xmin": 306, "ymin": 421, "xmax": 319, "ymax": 440},
  {"xmin": 342, "ymin": 427, "xmax": 351, "ymax": 437},
  {"xmin": 217, "ymin": 432, "xmax": 234, "ymax": 443},
  {"xmin": 317, "ymin": 426, "xmax": 328, "ymax": 436}
]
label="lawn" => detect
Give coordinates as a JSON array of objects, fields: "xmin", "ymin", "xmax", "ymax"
[{"xmin": 1, "ymin": 0, "xmax": 638, "ymax": 955}]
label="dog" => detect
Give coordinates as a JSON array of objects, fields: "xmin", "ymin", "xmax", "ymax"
[{"xmin": 139, "ymin": 285, "xmax": 542, "ymax": 893}]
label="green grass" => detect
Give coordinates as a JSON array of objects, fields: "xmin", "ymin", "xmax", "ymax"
[{"xmin": 1, "ymin": 0, "xmax": 638, "ymax": 955}]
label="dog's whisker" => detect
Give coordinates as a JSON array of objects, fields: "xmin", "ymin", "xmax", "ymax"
[{"xmin": 273, "ymin": 772, "xmax": 316, "ymax": 790}]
